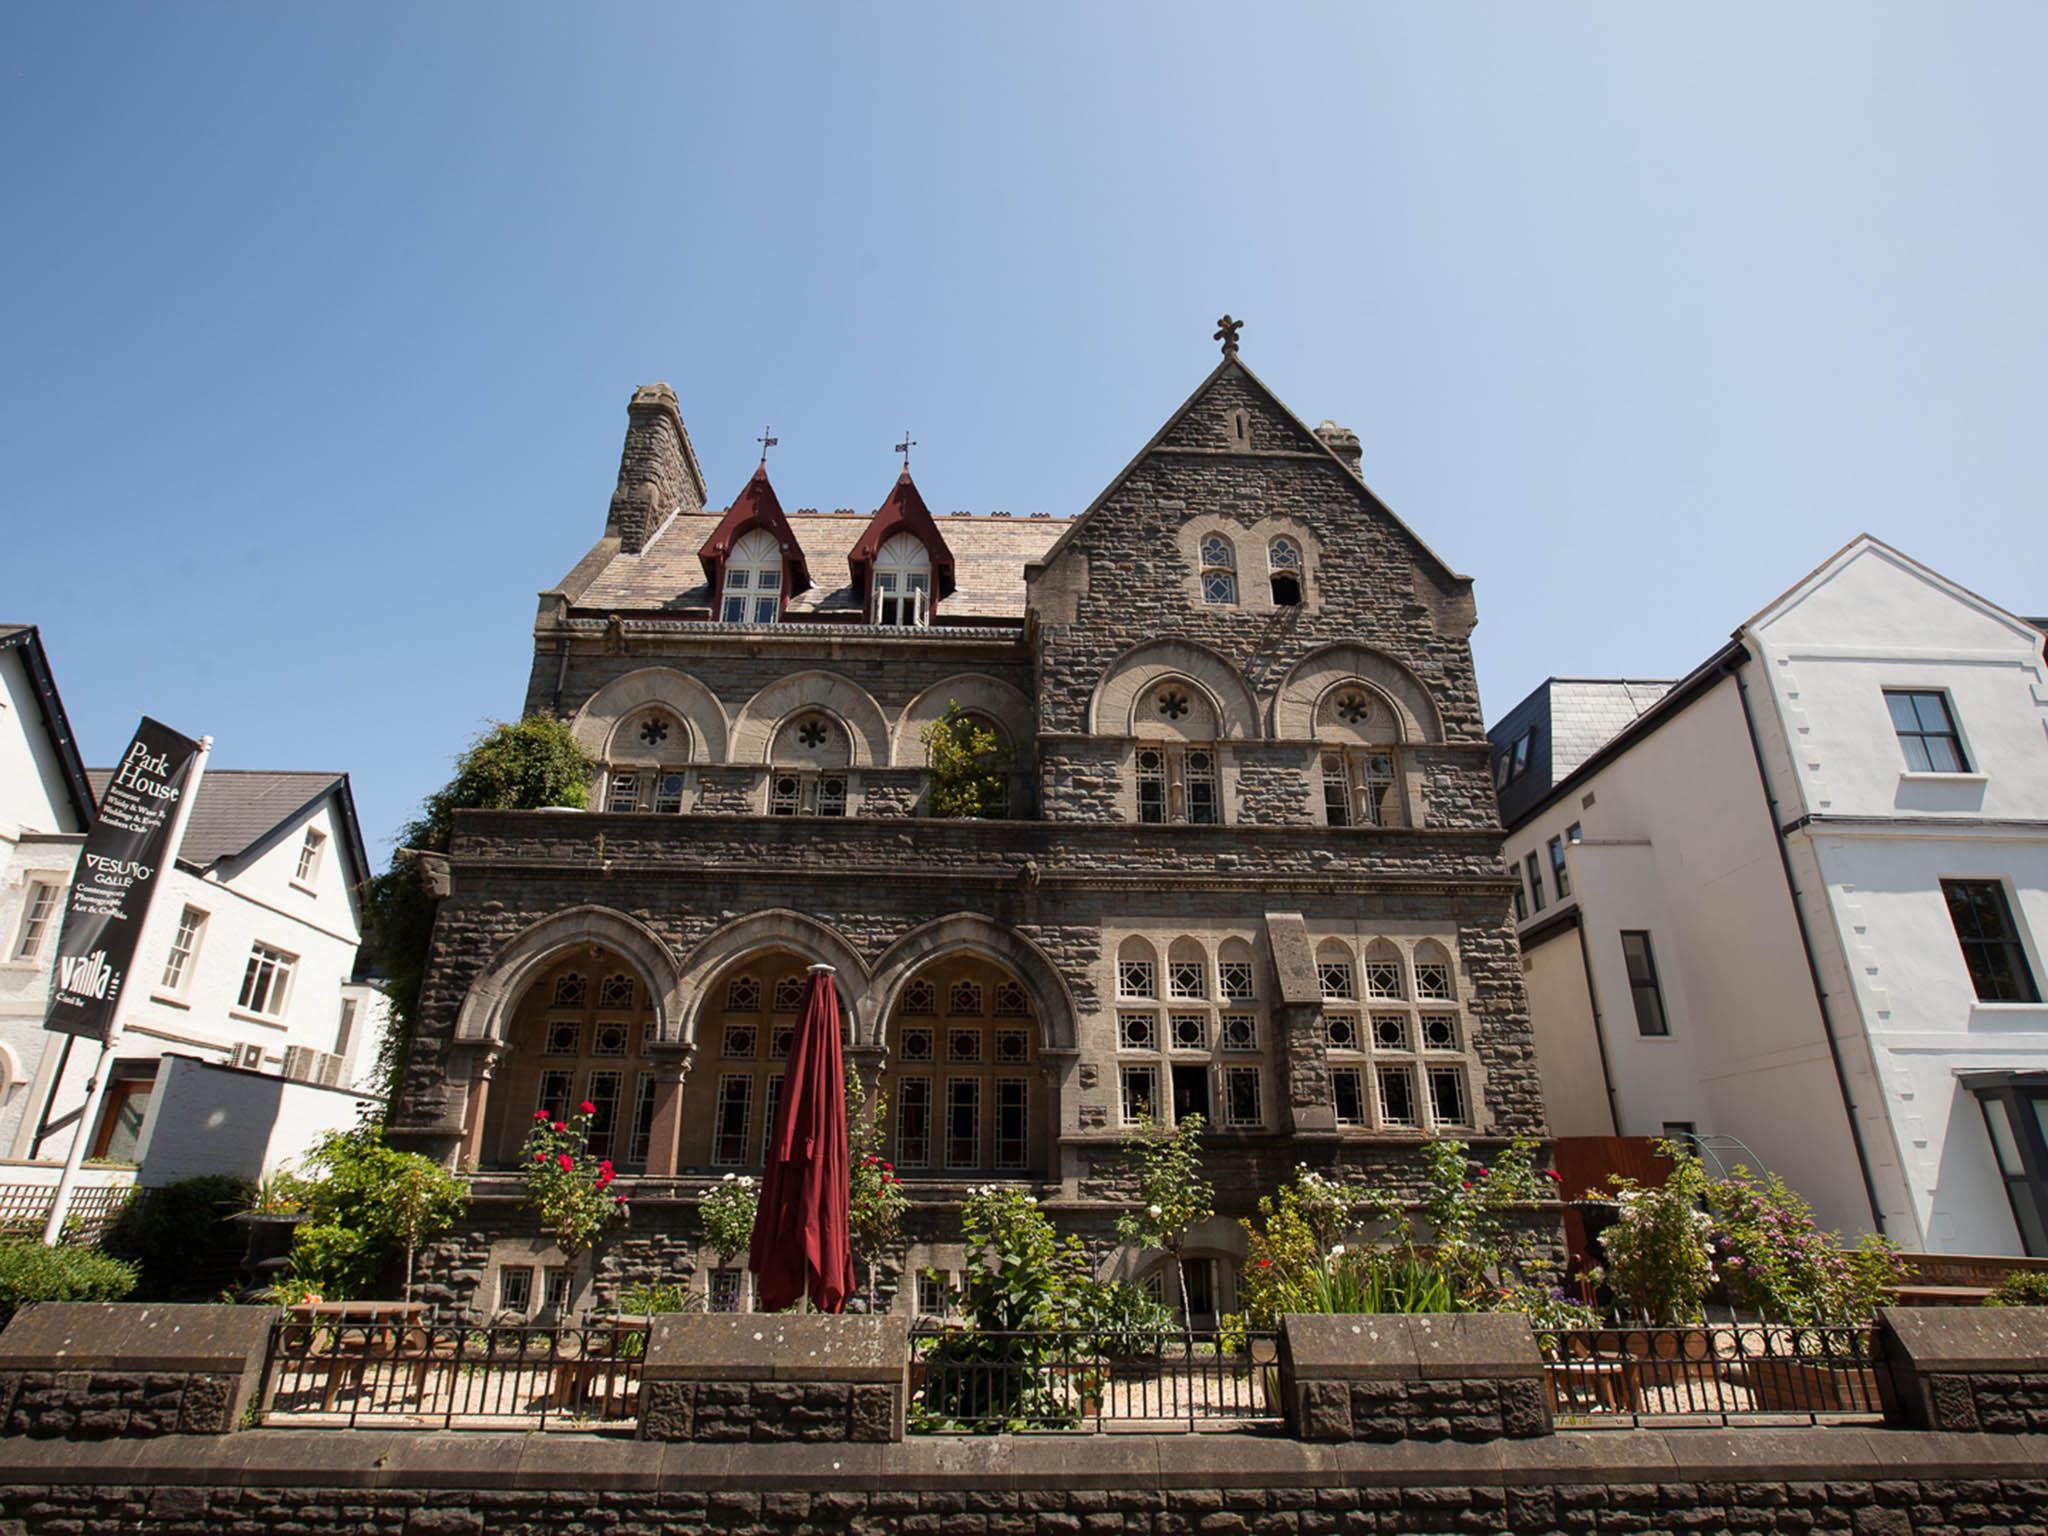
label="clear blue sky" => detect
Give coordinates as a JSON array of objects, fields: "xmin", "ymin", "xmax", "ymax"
[{"xmin": 5, "ymin": 4, "xmax": 2043, "ymax": 855}]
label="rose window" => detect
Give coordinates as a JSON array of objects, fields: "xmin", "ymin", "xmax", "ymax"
[
  {"xmin": 1156, "ymin": 690, "xmax": 1190, "ymax": 721},
  {"xmin": 797, "ymin": 718, "xmax": 828, "ymax": 750},
  {"xmin": 638, "ymin": 717, "xmax": 670, "ymax": 747},
  {"xmin": 1336, "ymin": 693, "xmax": 1369, "ymax": 725}
]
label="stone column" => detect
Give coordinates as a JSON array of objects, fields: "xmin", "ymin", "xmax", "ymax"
[
  {"xmin": 641, "ymin": 1045, "xmax": 694, "ymax": 1178},
  {"xmin": 457, "ymin": 1044, "xmax": 506, "ymax": 1170},
  {"xmin": 1277, "ymin": 1005, "xmax": 1336, "ymax": 1135}
]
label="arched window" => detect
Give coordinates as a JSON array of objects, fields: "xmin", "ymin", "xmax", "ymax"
[
  {"xmin": 722, "ymin": 529, "xmax": 784, "ymax": 625},
  {"xmin": 881, "ymin": 955, "xmax": 1041, "ymax": 1174},
  {"xmin": 1133, "ymin": 681, "xmax": 1222, "ymax": 827},
  {"xmin": 872, "ymin": 532, "xmax": 932, "ymax": 627},
  {"xmin": 483, "ymin": 950, "xmax": 658, "ymax": 1176},
  {"xmin": 1317, "ymin": 684, "xmax": 1404, "ymax": 828},
  {"xmin": 605, "ymin": 707, "xmax": 691, "ymax": 814},
  {"xmin": 768, "ymin": 713, "xmax": 850, "ymax": 816},
  {"xmin": 1199, "ymin": 535, "xmax": 1238, "ymax": 605},
  {"xmin": 1268, "ymin": 538, "xmax": 1303, "ymax": 607},
  {"xmin": 1117, "ymin": 933, "xmax": 1269, "ymax": 1132}
]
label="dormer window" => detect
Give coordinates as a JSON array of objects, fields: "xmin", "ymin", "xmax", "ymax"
[
  {"xmin": 872, "ymin": 532, "xmax": 932, "ymax": 627},
  {"xmin": 722, "ymin": 530, "xmax": 783, "ymax": 624},
  {"xmin": 1199, "ymin": 536, "xmax": 1238, "ymax": 605},
  {"xmin": 1268, "ymin": 537, "xmax": 1303, "ymax": 606}
]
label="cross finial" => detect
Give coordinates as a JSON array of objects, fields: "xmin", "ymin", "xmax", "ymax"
[
  {"xmin": 894, "ymin": 430, "xmax": 917, "ymax": 470},
  {"xmin": 1214, "ymin": 314, "xmax": 1243, "ymax": 357},
  {"xmin": 757, "ymin": 425, "xmax": 779, "ymax": 464}
]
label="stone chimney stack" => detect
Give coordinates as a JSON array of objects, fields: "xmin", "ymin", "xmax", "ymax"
[
  {"xmin": 608, "ymin": 382, "xmax": 706, "ymax": 553},
  {"xmin": 1315, "ymin": 420, "xmax": 1363, "ymax": 476}
]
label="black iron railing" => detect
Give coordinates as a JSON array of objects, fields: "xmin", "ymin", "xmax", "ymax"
[
  {"xmin": 263, "ymin": 1319, "xmax": 647, "ymax": 1430},
  {"xmin": 1542, "ymin": 1323, "xmax": 1891, "ymax": 1426},
  {"xmin": 909, "ymin": 1326, "xmax": 1281, "ymax": 1433}
]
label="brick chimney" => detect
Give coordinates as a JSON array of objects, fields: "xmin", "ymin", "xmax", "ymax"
[
  {"xmin": 607, "ymin": 383, "xmax": 707, "ymax": 553},
  {"xmin": 1314, "ymin": 420, "xmax": 1362, "ymax": 475}
]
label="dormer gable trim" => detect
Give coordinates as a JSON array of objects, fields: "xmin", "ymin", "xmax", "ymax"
[
  {"xmin": 696, "ymin": 463, "xmax": 813, "ymax": 597},
  {"xmin": 847, "ymin": 471, "xmax": 958, "ymax": 604}
]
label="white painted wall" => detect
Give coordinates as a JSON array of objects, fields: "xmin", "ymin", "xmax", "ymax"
[
  {"xmin": 2, "ymin": 786, "xmax": 375, "ymax": 1173},
  {"xmin": 1739, "ymin": 542, "xmax": 2048, "ymax": 1254},
  {"xmin": 129, "ymin": 1053, "xmax": 377, "ymax": 1186},
  {"xmin": 0, "ymin": 644, "xmax": 83, "ymax": 842},
  {"xmin": 1504, "ymin": 672, "xmax": 1873, "ymax": 1235}
]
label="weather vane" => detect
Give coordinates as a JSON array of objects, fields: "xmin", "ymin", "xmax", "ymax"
[
  {"xmin": 894, "ymin": 430, "xmax": 917, "ymax": 469},
  {"xmin": 1214, "ymin": 314, "xmax": 1243, "ymax": 357},
  {"xmin": 757, "ymin": 425, "xmax": 779, "ymax": 464}
]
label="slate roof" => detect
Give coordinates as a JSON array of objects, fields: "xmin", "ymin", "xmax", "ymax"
[
  {"xmin": 84, "ymin": 767, "xmax": 370, "ymax": 886},
  {"xmin": 1486, "ymin": 678, "xmax": 1675, "ymax": 830},
  {"xmin": 573, "ymin": 508, "xmax": 1071, "ymax": 622}
]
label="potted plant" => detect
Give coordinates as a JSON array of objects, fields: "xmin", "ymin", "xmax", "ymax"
[{"xmin": 232, "ymin": 1170, "xmax": 310, "ymax": 1295}]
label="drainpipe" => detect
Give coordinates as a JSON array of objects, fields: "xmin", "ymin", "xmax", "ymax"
[{"xmin": 1731, "ymin": 656, "xmax": 1886, "ymax": 1235}]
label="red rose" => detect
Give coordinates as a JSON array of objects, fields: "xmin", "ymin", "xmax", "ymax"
[
  {"xmin": 533, "ymin": 1109, "xmax": 550, "ymax": 1120},
  {"xmin": 1547, "ymin": 1170, "xmax": 1563, "ymax": 1183},
  {"xmin": 534, "ymin": 1152, "xmax": 546, "ymax": 1163},
  {"xmin": 615, "ymin": 1193, "xmax": 628, "ymax": 1205},
  {"xmin": 553, "ymin": 1122, "xmax": 566, "ymax": 1133},
  {"xmin": 558, "ymin": 1153, "xmax": 574, "ymax": 1171},
  {"xmin": 1476, "ymin": 1167, "xmax": 1489, "ymax": 1177},
  {"xmin": 579, "ymin": 1100, "xmax": 596, "ymax": 1116},
  {"xmin": 1258, "ymin": 1259, "xmax": 1272, "ymax": 1269},
  {"xmin": 1462, "ymin": 1182, "xmax": 1472, "ymax": 1190}
]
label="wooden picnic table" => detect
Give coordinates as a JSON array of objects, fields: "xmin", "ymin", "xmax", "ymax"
[{"xmin": 284, "ymin": 1301, "xmax": 432, "ymax": 1412}]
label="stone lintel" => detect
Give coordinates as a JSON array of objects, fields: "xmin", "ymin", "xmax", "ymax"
[{"xmin": 1281, "ymin": 1312, "xmax": 1543, "ymax": 1384}]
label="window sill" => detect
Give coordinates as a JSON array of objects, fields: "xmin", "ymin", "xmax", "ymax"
[
  {"xmin": 1970, "ymin": 1003, "xmax": 2048, "ymax": 1019},
  {"xmin": 290, "ymin": 880, "xmax": 318, "ymax": 896},
  {"xmin": 1900, "ymin": 772, "xmax": 1988, "ymax": 784},
  {"xmin": 228, "ymin": 1009, "xmax": 289, "ymax": 1030},
  {"xmin": 148, "ymin": 993, "xmax": 192, "ymax": 1011},
  {"xmin": 0, "ymin": 959, "xmax": 44, "ymax": 972}
]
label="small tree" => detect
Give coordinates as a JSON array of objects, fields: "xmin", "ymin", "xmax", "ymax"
[
  {"xmin": 1114, "ymin": 1113, "xmax": 1214, "ymax": 1329},
  {"xmin": 845, "ymin": 1072, "xmax": 907, "ymax": 1308},
  {"xmin": 520, "ymin": 1102, "xmax": 628, "ymax": 1313},
  {"xmin": 286, "ymin": 1129, "xmax": 467, "ymax": 1302},
  {"xmin": 921, "ymin": 703, "xmax": 1011, "ymax": 819},
  {"xmin": 363, "ymin": 716, "xmax": 595, "ymax": 1111},
  {"xmin": 699, "ymin": 1173, "xmax": 758, "ymax": 1301}
]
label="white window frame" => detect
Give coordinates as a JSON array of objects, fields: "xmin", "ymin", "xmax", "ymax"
[
  {"xmin": 294, "ymin": 827, "xmax": 326, "ymax": 887},
  {"xmin": 236, "ymin": 942, "xmax": 298, "ymax": 1021},
  {"xmin": 11, "ymin": 879, "xmax": 61, "ymax": 964},
  {"xmin": 722, "ymin": 529, "xmax": 784, "ymax": 625},
  {"xmin": 157, "ymin": 904, "xmax": 208, "ymax": 996}
]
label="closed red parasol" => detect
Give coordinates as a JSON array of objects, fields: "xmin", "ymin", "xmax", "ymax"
[{"xmin": 748, "ymin": 963, "xmax": 856, "ymax": 1313}]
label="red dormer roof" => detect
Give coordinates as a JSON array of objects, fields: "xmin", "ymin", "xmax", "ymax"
[
  {"xmin": 697, "ymin": 463, "xmax": 812, "ymax": 593},
  {"xmin": 847, "ymin": 471, "xmax": 957, "ymax": 600}
]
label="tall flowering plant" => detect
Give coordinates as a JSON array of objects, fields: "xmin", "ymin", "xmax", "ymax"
[
  {"xmin": 1591, "ymin": 1143, "xmax": 1716, "ymax": 1325},
  {"xmin": 845, "ymin": 1074, "xmax": 907, "ymax": 1308},
  {"xmin": 1705, "ymin": 1163, "xmax": 1902, "ymax": 1325},
  {"xmin": 520, "ymin": 1102, "xmax": 628, "ymax": 1271}
]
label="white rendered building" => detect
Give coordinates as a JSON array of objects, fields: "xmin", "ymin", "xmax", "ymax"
[
  {"xmin": 0, "ymin": 624, "xmax": 387, "ymax": 1190},
  {"xmin": 1489, "ymin": 538, "xmax": 2048, "ymax": 1254}
]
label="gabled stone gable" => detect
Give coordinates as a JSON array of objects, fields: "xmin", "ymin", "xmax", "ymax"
[{"xmin": 1027, "ymin": 362, "xmax": 1490, "ymax": 827}]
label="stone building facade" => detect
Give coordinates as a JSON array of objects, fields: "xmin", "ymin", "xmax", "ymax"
[{"xmin": 389, "ymin": 340, "xmax": 1543, "ymax": 1319}]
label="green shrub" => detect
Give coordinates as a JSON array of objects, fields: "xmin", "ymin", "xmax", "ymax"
[
  {"xmin": 0, "ymin": 1239, "xmax": 138, "ymax": 1325},
  {"xmin": 105, "ymin": 1175, "xmax": 253, "ymax": 1299},
  {"xmin": 1986, "ymin": 1270, "xmax": 2048, "ymax": 1307}
]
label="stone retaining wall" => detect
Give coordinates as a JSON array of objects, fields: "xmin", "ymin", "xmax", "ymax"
[
  {"xmin": 1882, "ymin": 1305, "xmax": 2048, "ymax": 1434},
  {"xmin": 0, "ymin": 1303, "xmax": 272, "ymax": 1440},
  {"xmin": 636, "ymin": 1313, "xmax": 907, "ymax": 1443},
  {"xmin": 1280, "ymin": 1312, "xmax": 1551, "ymax": 1442},
  {"xmin": 0, "ymin": 1427, "xmax": 2044, "ymax": 1536}
]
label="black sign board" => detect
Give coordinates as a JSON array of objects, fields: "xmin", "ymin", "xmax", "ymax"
[{"xmin": 42, "ymin": 717, "xmax": 203, "ymax": 1043}]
